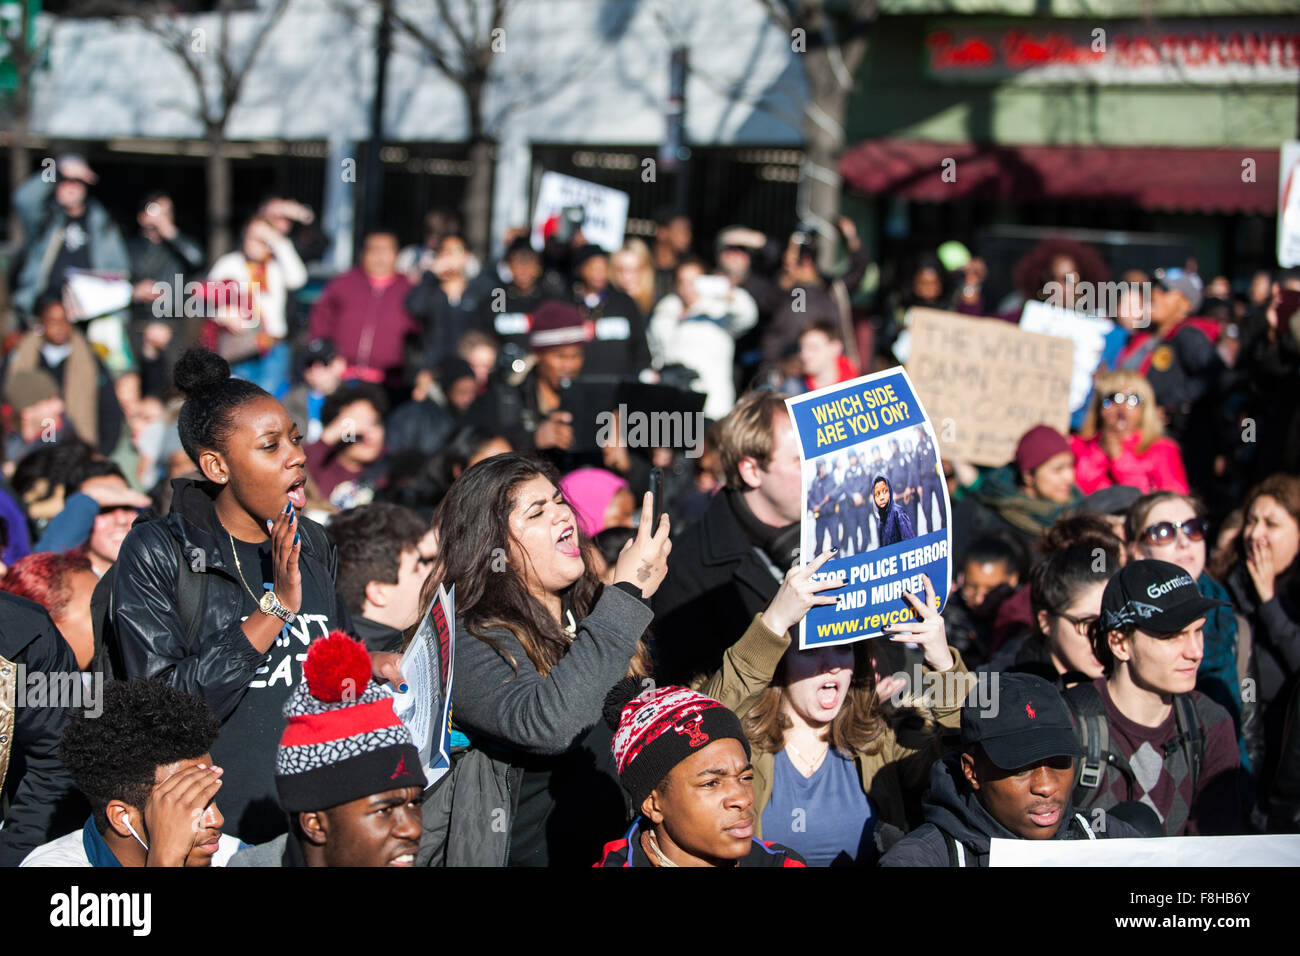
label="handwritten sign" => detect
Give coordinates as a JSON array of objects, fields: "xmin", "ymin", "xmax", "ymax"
[{"xmin": 905, "ymin": 307, "xmax": 1073, "ymax": 467}]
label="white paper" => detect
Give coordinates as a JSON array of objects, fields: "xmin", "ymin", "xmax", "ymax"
[
  {"xmin": 1278, "ymin": 140, "xmax": 1300, "ymax": 268},
  {"xmin": 989, "ymin": 833, "xmax": 1300, "ymax": 867},
  {"xmin": 1019, "ymin": 300, "xmax": 1114, "ymax": 413},
  {"xmin": 390, "ymin": 584, "xmax": 455, "ymax": 788},
  {"xmin": 530, "ymin": 171, "xmax": 629, "ymax": 254},
  {"xmin": 64, "ymin": 268, "xmax": 132, "ymax": 319}
]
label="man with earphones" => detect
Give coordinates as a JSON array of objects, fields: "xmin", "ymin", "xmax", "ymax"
[{"xmin": 21, "ymin": 678, "xmax": 244, "ymax": 867}]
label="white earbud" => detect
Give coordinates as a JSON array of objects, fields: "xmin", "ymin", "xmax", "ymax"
[{"xmin": 121, "ymin": 813, "xmax": 149, "ymax": 852}]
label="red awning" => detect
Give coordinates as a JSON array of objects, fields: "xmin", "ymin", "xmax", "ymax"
[{"xmin": 840, "ymin": 138, "xmax": 1279, "ymax": 215}]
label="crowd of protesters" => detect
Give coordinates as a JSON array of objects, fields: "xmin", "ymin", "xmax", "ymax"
[{"xmin": 0, "ymin": 152, "xmax": 1297, "ymax": 868}]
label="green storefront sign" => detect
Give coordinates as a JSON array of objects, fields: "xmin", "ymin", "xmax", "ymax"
[{"xmin": 0, "ymin": 0, "xmax": 40, "ymax": 94}]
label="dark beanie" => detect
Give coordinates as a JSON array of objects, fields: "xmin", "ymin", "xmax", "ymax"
[
  {"xmin": 1014, "ymin": 424, "xmax": 1071, "ymax": 476},
  {"xmin": 275, "ymin": 632, "xmax": 425, "ymax": 813},
  {"xmin": 528, "ymin": 300, "xmax": 590, "ymax": 350},
  {"xmin": 603, "ymin": 678, "xmax": 750, "ymax": 809}
]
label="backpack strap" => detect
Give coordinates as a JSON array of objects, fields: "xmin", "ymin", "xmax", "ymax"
[
  {"xmin": 1074, "ymin": 811, "xmax": 1098, "ymax": 840},
  {"xmin": 172, "ymin": 534, "xmax": 209, "ymax": 652},
  {"xmin": 1169, "ymin": 693, "xmax": 1205, "ymax": 793},
  {"xmin": 95, "ymin": 526, "xmax": 210, "ymax": 678},
  {"xmin": 1064, "ymin": 683, "xmax": 1137, "ymax": 804}
]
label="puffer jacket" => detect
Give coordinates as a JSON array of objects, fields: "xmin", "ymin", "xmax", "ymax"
[
  {"xmin": 695, "ymin": 614, "xmax": 969, "ymax": 834},
  {"xmin": 109, "ymin": 477, "xmax": 347, "ymax": 721}
]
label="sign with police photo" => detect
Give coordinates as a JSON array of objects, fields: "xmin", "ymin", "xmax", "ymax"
[
  {"xmin": 530, "ymin": 171, "xmax": 629, "ymax": 255},
  {"xmin": 786, "ymin": 367, "xmax": 953, "ymax": 649}
]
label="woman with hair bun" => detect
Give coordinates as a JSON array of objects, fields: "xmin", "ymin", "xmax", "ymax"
[{"xmin": 111, "ymin": 348, "xmax": 353, "ymax": 844}]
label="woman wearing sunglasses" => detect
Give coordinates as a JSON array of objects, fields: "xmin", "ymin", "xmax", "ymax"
[
  {"xmin": 1126, "ymin": 491, "xmax": 1250, "ymax": 772},
  {"xmin": 1071, "ymin": 371, "xmax": 1188, "ymax": 496}
]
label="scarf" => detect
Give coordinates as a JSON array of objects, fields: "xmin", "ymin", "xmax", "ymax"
[
  {"xmin": 974, "ymin": 465, "xmax": 1076, "ymax": 537},
  {"xmin": 9, "ymin": 329, "xmax": 99, "ymax": 446},
  {"xmin": 726, "ymin": 488, "xmax": 800, "ymax": 571}
]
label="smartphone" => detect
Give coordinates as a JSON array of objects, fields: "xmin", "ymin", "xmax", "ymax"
[{"xmin": 648, "ymin": 467, "xmax": 664, "ymax": 528}]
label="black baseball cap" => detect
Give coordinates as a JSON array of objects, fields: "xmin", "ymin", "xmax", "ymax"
[
  {"xmin": 961, "ymin": 673, "xmax": 1084, "ymax": 771},
  {"xmin": 1098, "ymin": 559, "xmax": 1226, "ymax": 634},
  {"xmin": 297, "ymin": 338, "xmax": 337, "ymax": 373}
]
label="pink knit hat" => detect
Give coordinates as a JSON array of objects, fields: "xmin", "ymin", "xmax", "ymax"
[{"xmin": 559, "ymin": 467, "xmax": 629, "ymax": 536}]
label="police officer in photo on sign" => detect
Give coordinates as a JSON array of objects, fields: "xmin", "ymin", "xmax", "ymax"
[
  {"xmin": 808, "ymin": 457, "xmax": 837, "ymax": 553},
  {"xmin": 888, "ymin": 437, "xmax": 919, "ymax": 533},
  {"xmin": 913, "ymin": 424, "xmax": 947, "ymax": 534},
  {"xmin": 841, "ymin": 449, "xmax": 870, "ymax": 556}
]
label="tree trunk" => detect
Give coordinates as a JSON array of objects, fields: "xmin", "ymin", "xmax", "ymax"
[
  {"xmin": 464, "ymin": 135, "xmax": 494, "ymax": 262},
  {"xmin": 206, "ymin": 131, "xmax": 232, "ymax": 260},
  {"xmin": 799, "ymin": 49, "xmax": 853, "ymax": 273},
  {"xmin": 8, "ymin": 112, "xmax": 30, "ymax": 246}
]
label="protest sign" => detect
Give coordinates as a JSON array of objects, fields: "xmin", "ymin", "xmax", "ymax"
[
  {"xmin": 786, "ymin": 367, "xmax": 952, "ymax": 649},
  {"xmin": 905, "ymin": 307, "xmax": 1073, "ymax": 467},
  {"xmin": 391, "ymin": 584, "xmax": 456, "ymax": 788},
  {"xmin": 530, "ymin": 171, "xmax": 629, "ymax": 255},
  {"xmin": 990, "ymin": 833, "xmax": 1300, "ymax": 867},
  {"xmin": 1018, "ymin": 299, "xmax": 1115, "ymax": 414}
]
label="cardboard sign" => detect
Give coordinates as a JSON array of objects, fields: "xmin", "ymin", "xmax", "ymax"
[
  {"xmin": 786, "ymin": 367, "xmax": 953, "ymax": 648},
  {"xmin": 530, "ymin": 171, "xmax": 629, "ymax": 255},
  {"xmin": 905, "ymin": 307, "xmax": 1074, "ymax": 467}
]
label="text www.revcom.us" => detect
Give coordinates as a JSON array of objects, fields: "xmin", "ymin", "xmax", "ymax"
[
  {"xmin": 815, "ymin": 607, "xmax": 919, "ymax": 639},
  {"xmin": 1114, "ymin": 916, "xmax": 1250, "ymax": 929}
]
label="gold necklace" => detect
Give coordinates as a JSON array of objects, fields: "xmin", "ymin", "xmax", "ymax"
[
  {"xmin": 785, "ymin": 738, "xmax": 829, "ymax": 776},
  {"xmin": 226, "ymin": 529, "xmax": 264, "ymax": 605}
]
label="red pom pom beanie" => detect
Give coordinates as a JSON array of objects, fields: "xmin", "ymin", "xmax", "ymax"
[{"xmin": 275, "ymin": 631, "xmax": 426, "ymax": 813}]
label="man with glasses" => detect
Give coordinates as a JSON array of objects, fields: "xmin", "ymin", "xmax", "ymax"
[
  {"xmin": 325, "ymin": 503, "xmax": 437, "ymax": 654},
  {"xmin": 1063, "ymin": 559, "xmax": 1243, "ymax": 836}
]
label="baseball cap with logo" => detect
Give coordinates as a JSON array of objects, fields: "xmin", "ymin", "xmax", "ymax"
[
  {"xmin": 961, "ymin": 672, "xmax": 1084, "ymax": 771},
  {"xmin": 1097, "ymin": 558, "xmax": 1226, "ymax": 635}
]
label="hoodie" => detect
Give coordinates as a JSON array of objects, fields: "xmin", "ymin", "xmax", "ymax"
[
  {"xmin": 872, "ymin": 474, "xmax": 915, "ymax": 549},
  {"xmin": 879, "ymin": 752, "xmax": 1139, "ymax": 867}
]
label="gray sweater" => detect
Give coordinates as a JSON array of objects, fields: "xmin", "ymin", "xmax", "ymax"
[{"xmin": 452, "ymin": 583, "xmax": 654, "ymax": 755}]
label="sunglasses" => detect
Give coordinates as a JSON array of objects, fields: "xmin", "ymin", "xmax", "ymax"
[
  {"xmin": 1101, "ymin": 392, "xmax": 1141, "ymax": 409},
  {"xmin": 1141, "ymin": 518, "xmax": 1207, "ymax": 545}
]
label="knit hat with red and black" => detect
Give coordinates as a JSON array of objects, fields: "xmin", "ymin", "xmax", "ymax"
[
  {"xmin": 276, "ymin": 631, "xmax": 426, "ymax": 813},
  {"xmin": 603, "ymin": 677, "xmax": 750, "ymax": 808}
]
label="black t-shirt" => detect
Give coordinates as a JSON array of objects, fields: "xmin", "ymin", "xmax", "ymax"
[
  {"xmin": 209, "ymin": 536, "xmax": 341, "ymax": 844},
  {"xmin": 47, "ymin": 212, "xmax": 93, "ymax": 295}
]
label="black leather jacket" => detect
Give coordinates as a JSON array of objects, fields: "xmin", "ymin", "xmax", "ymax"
[{"xmin": 110, "ymin": 478, "xmax": 349, "ymax": 722}]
